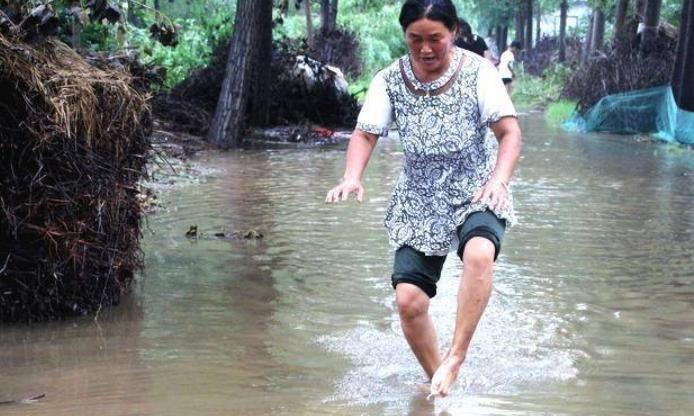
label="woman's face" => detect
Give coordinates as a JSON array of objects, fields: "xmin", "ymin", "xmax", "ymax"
[{"xmin": 404, "ymin": 18, "xmax": 457, "ymax": 75}]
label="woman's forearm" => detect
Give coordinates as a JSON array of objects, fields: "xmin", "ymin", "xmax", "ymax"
[
  {"xmin": 343, "ymin": 130, "xmax": 378, "ymax": 181},
  {"xmin": 490, "ymin": 118, "xmax": 522, "ymax": 184}
]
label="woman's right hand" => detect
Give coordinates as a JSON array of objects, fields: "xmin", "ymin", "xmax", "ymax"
[{"xmin": 325, "ymin": 178, "xmax": 365, "ymax": 203}]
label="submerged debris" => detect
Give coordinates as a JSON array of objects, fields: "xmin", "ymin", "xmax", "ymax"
[
  {"xmin": 0, "ymin": 32, "xmax": 151, "ymax": 323},
  {"xmin": 185, "ymin": 227, "xmax": 264, "ymax": 240}
]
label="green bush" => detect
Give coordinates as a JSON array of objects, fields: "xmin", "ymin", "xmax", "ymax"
[{"xmin": 512, "ymin": 63, "xmax": 572, "ymax": 108}]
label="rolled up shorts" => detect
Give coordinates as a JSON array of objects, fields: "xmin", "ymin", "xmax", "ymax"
[{"xmin": 391, "ymin": 210, "xmax": 506, "ymax": 298}]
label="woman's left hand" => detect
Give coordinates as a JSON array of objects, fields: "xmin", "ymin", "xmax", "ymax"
[{"xmin": 472, "ymin": 179, "xmax": 509, "ymax": 211}]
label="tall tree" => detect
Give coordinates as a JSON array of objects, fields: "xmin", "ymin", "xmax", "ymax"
[
  {"xmin": 559, "ymin": 0, "xmax": 568, "ymax": 62},
  {"xmin": 536, "ymin": 2, "xmax": 541, "ymax": 44},
  {"xmin": 320, "ymin": 0, "xmax": 338, "ymax": 33},
  {"xmin": 501, "ymin": 25, "xmax": 509, "ymax": 50},
  {"xmin": 672, "ymin": 0, "xmax": 694, "ymax": 110},
  {"xmin": 515, "ymin": 6, "xmax": 524, "ymax": 45},
  {"xmin": 525, "ymin": 0, "xmax": 533, "ymax": 49},
  {"xmin": 614, "ymin": 0, "xmax": 630, "ymax": 39},
  {"xmin": 249, "ymin": 0, "xmax": 273, "ymax": 126},
  {"xmin": 304, "ymin": 0, "xmax": 314, "ymax": 42},
  {"xmin": 641, "ymin": 0, "xmax": 662, "ymax": 53},
  {"xmin": 208, "ymin": 0, "xmax": 273, "ymax": 149},
  {"xmin": 70, "ymin": 0, "xmax": 82, "ymax": 49},
  {"xmin": 590, "ymin": 8, "xmax": 605, "ymax": 52},
  {"xmin": 582, "ymin": 11, "xmax": 595, "ymax": 64}
]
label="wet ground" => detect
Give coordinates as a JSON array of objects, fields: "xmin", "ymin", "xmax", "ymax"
[{"xmin": 1, "ymin": 114, "xmax": 693, "ymax": 415}]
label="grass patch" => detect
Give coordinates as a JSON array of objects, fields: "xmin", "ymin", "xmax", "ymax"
[
  {"xmin": 545, "ymin": 100, "xmax": 577, "ymax": 127},
  {"xmin": 511, "ymin": 64, "xmax": 572, "ymax": 109}
]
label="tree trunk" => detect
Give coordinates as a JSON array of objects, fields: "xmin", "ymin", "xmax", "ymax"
[
  {"xmin": 673, "ymin": 0, "xmax": 694, "ymax": 110},
  {"xmin": 208, "ymin": 0, "xmax": 273, "ymax": 149},
  {"xmin": 320, "ymin": 0, "xmax": 338, "ymax": 32},
  {"xmin": 636, "ymin": 0, "xmax": 647, "ymax": 17},
  {"xmin": 153, "ymin": 0, "xmax": 160, "ymax": 10},
  {"xmin": 641, "ymin": 0, "xmax": 662, "ymax": 53},
  {"xmin": 249, "ymin": 0, "xmax": 273, "ymax": 126},
  {"xmin": 536, "ymin": 3, "xmax": 541, "ymax": 44},
  {"xmin": 515, "ymin": 5, "xmax": 524, "ymax": 45},
  {"xmin": 525, "ymin": 0, "xmax": 533, "ymax": 50},
  {"xmin": 614, "ymin": 0, "xmax": 630, "ymax": 39},
  {"xmin": 70, "ymin": 1, "xmax": 81, "ymax": 49},
  {"xmin": 559, "ymin": 0, "xmax": 568, "ymax": 62},
  {"xmin": 591, "ymin": 9, "xmax": 605, "ymax": 52},
  {"xmin": 304, "ymin": 0, "xmax": 314, "ymax": 42},
  {"xmin": 582, "ymin": 12, "xmax": 594, "ymax": 64}
]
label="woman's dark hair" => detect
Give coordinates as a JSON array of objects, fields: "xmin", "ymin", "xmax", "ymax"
[
  {"xmin": 399, "ymin": 0, "xmax": 459, "ymax": 32},
  {"xmin": 510, "ymin": 40, "xmax": 523, "ymax": 50}
]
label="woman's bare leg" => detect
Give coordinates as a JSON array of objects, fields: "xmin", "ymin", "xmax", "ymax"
[
  {"xmin": 430, "ymin": 237, "xmax": 495, "ymax": 396},
  {"xmin": 396, "ymin": 283, "xmax": 442, "ymax": 379}
]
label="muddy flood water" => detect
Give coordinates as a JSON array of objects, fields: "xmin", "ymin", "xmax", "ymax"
[{"xmin": 2, "ymin": 114, "xmax": 693, "ymax": 415}]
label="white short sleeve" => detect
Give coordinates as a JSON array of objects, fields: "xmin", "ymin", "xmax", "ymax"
[
  {"xmin": 356, "ymin": 71, "xmax": 393, "ymax": 137},
  {"xmin": 477, "ymin": 61, "xmax": 517, "ymax": 126}
]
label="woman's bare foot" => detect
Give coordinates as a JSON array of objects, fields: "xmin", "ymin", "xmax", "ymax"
[{"xmin": 429, "ymin": 353, "xmax": 465, "ymax": 397}]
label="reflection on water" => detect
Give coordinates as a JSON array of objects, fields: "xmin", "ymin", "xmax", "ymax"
[{"xmin": 1, "ymin": 115, "xmax": 693, "ymax": 415}]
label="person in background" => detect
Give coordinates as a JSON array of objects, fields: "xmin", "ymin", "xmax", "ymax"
[
  {"xmin": 498, "ymin": 40, "xmax": 522, "ymax": 94},
  {"xmin": 454, "ymin": 18, "xmax": 492, "ymax": 62}
]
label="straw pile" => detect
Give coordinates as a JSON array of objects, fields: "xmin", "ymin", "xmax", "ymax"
[{"xmin": 0, "ymin": 33, "xmax": 151, "ymax": 323}]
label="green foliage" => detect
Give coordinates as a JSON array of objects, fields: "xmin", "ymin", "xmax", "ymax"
[
  {"xmin": 511, "ymin": 63, "xmax": 572, "ymax": 108},
  {"xmin": 126, "ymin": 9, "xmax": 234, "ymax": 89}
]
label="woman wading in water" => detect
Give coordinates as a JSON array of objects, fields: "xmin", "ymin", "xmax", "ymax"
[{"xmin": 325, "ymin": 0, "xmax": 521, "ymax": 397}]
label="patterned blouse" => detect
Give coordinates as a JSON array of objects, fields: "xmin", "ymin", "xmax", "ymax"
[{"xmin": 356, "ymin": 47, "xmax": 517, "ymax": 256}]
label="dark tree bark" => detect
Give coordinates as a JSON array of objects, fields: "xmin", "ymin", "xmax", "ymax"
[
  {"xmin": 304, "ymin": 0, "xmax": 314, "ymax": 42},
  {"xmin": 536, "ymin": 3, "xmax": 541, "ymax": 44},
  {"xmin": 673, "ymin": 0, "xmax": 694, "ymax": 110},
  {"xmin": 582, "ymin": 12, "xmax": 594, "ymax": 64},
  {"xmin": 636, "ymin": 0, "xmax": 647, "ymax": 17},
  {"xmin": 525, "ymin": 0, "xmax": 533, "ymax": 50},
  {"xmin": 614, "ymin": 0, "xmax": 630, "ymax": 39},
  {"xmin": 641, "ymin": 0, "xmax": 663, "ymax": 53},
  {"xmin": 559, "ymin": 0, "xmax": 568, "ymax": 62},
  {"xmin": 515, "ymin": 4, "xmax": 524, "ymax": 45},
  {"xmin": 249, "ymin": 0, "xmax": 273, "ymax": 126},
  {"xmin": 70, "ymin": 1, "xmax": 81, "ymax": 49},
  {"xmin": 208, "ymin": 0, "xmax": 273, "ymax": 149},
  {"xmin": 320, "ymin": 0, "xmax": 338, "ymax": 32},
  {"xmin": 590, "ymin": 9, "xmax": 605, "ymax": 52},
  {"xmin": 153, "ymin": 0, "xmax": 160, "ymax": 10}
]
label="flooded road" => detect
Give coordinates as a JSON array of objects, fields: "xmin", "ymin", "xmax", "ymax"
[{"xmin": 2, "ymin": 114, "xmax": 693, "ymax": 415}]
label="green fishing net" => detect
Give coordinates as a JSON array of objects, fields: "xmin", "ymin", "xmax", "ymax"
[{"xmin": 563, "ymin": 86, "xmax": 694, "ymax": 145}]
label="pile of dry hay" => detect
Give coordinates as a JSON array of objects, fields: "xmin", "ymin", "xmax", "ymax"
[{"xmin": 0, "ymin": 33, "xmax": 152, "ymax": 323}]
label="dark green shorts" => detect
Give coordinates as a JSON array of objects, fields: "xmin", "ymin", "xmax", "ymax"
[{"xmin": 391, "ymin": 210, "xmax": 506, "ymax": 298}]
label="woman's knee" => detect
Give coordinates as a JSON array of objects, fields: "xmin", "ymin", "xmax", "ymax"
[
  {"xmin": 395, "ymin": 283, "xmax": 429, "ymax": 321},
  {"xmin": 462, "ymin": 237, "xmax": 495, "ymax": 277}
]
